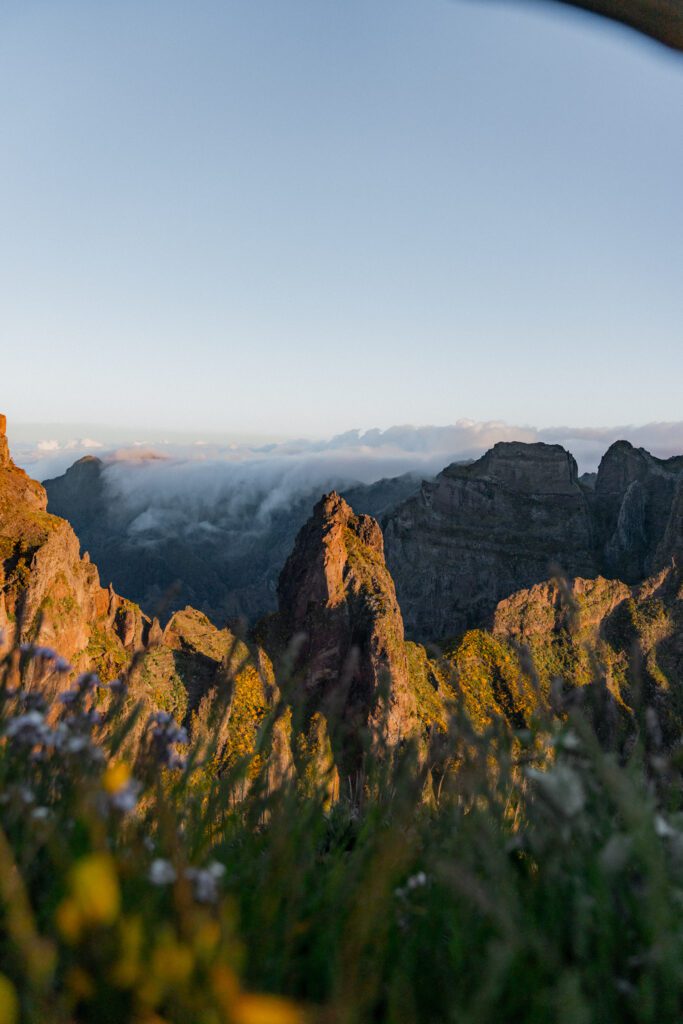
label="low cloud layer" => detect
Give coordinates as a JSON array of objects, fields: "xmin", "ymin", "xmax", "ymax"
[
  {"xmin": 18, "ymin": 417, "xmax": 683, "ymax": 625},
  {"xmin": 12, "ymin": 418, "xmax": 683, "ymax": 490}
]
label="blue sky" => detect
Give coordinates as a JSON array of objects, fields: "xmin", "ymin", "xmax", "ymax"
[{"xmin": 1, "ymin": 0, "xmax": 682, "ymax": 437}]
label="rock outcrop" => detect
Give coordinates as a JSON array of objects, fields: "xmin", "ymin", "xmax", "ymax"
[
  {"xmin": 0, "ymin": 415, "xmax": 145, "ymax": 675},
  {"xmin": 486, "ymin": 565, "xmax": 683, "ymax": 744},
  {"xmin": 44, "ymin": 458, "xmax": 422, "ymax": 627},
  {"xmin": 383, "ymin": 439, "xmax": 683, "ymax": 645},
  {"xmin": 384, "ymin": 442, "xmax": 598, "ymax": 642},
  {"xmin": 0, "ymin": 413, "xmax": 9, "ymax": 467},
  {"xmin": 492, "ymin": 575, "xmax": 631, "ymax": 645},
  {"xmin": 1, "ymin": 415, "xmax": 293, "ymax": 788},
  {"xmin": 592, "ymin": 441, "xmax": 683, "ymax": 581},
  {"xmin": 41, "ymin": 434, "xmax": 683, "ymax": 659},
  {"xmin": 269, "ymin": 492, "xmax": 418, "ymax": 767}
]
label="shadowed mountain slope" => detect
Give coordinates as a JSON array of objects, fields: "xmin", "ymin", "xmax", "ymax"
[
  {"xmin": 384, "ymin": 440, "xmax": 683, "ymax": 643},
  {"xmin": 44, "ymin": 457, "xmax": 422, "ymax": 626}
]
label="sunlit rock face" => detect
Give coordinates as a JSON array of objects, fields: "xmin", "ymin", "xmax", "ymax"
[
  {"xmin": 489, "ymin": 563, "xmax": 683, "ymax": 747},
  {"xmin": 44, "ymin": 456, "xmax": 422, "ymax": 627},
  {"xmin": 271, "ymin": 492, "xmax": 418, "ymax": 766},
  {"xmin": 0, "ymin": 414, "xmax": 145, "ymax": 678},
  {"xmin": 383, "ymin": 442, "xmax": 598, "ymax": 643},
  {"xmin": 593, "ymin": 441, "xmax": 683, "ymax": 582},
  {"xmin": 0, "ymin": 414, "xmax": 292, "ymax": 787},
  {"xmin": 0, "ymin": 414, "xmax": 9, "ymax": 467}
]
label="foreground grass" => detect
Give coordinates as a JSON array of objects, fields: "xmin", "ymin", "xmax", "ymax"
[{"xmin": 1, "ymin": 644, "xmax": 683, "ymax": 1023}]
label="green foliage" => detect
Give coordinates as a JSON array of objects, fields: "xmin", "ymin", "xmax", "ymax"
[
  {"xmin": 4, "ymin": 641, "xmax": 683, "ymax": 1024},
  {"xmin": 84, "ymin": 627, "xmax": 128, "ymax": 682},
  {"xmin": 139, "ymin": 646, "xmax": 187, "ymax": 718},
  {"xmin": 405, "ymin": 641, "xmax": 453, "ymax": 731},
  {"xmin": 221, "ymin": 662, "xmax": 268, "ymax": 774}
]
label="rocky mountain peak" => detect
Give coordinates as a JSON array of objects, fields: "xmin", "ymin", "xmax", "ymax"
[
  {"xmin": 384, "ymin": 441, "xmax": 596, "ymax": 642},
  {"xmin": 274, "ymin": 492, "xmax": 416, "ymax": 766},
  {"xmin": 595, "ymin": 441, "xmax": 656, "ymax": 495},
  {"xmin": 593, "ymin": 440, "xmax": 683, "ymax": 581},
  {"xmin": 0, "ymin": 415, "xmax": 50, "ymax": 517},
  {"xmin": 0, "ymin": 418, "xmax": 144, "ymax": 675},
  {"xmin": 443, "ymin": 441, "xmax": 581, "ymax": 494},
  {"xmin": 278, "ymin": 491, "xmax": 384, "ymax": 625}
]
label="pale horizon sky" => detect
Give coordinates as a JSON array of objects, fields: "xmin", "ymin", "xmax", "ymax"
[{"xmin": 1, "ymin": 0, "xmax": 682, "ymax": 436}]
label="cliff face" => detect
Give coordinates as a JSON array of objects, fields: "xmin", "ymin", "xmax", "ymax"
[
  {"xmin": 40, "ymin": 434, "xmax": 683, "ymax": 662},
  {"xmin": 272, "ymin": 492, "xmax": 418, "ymax": 764},
  {"xmin": 383, "ymin": 440, "xmax": 683, "ymax": 645},
  {"xmin": 1, "ymin": 416, "xmax": 292, "ymax": 787},
  {"xmin": 593, "ymin": 441, "xmax": 683, "ymax": 582},
  {"xmin": 44, "ymin": 458, "xmax": 421, "ymax": 627},
  {"xmin": 487, "ymin": 565, "xmax": 683, "ymax": 744},
  {"xmin": 383, "ymin": 442, "xmax": 598, "ymax": 642},
  {"xmin": 0, "ymin": 416, "xmax": 145, "ymax": 675}
]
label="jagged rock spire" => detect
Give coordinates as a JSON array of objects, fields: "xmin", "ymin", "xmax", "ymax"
[
  {"xmin": 0, "ymin": 413, "xmax": 9, "ymax": 467},
  {"xmin": 274, "ymin": 491, "xmax": 417, "ymax": 769}
]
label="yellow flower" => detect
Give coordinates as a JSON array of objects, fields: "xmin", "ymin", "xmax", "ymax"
[
  {"xmin": 233, "ymin": 993, "xmax": 305, "ymax": 1024},
  {"xmin": 0, "ymin": 975, "xmax": 18, "ymax": 1024},
  {"xmin": 103, "ymin": 761, "xmax": 131, "ymax": 794},
  {"xmin": 137, "ymin": 931, "xmax": 194, "ymax": 1007},
  {"xmin": 193, "ymin": 918, "xmax": 221, "ymax": 959},
  {"xmin": 70, "ymin": 853, "xmax": 120, "ymax": 927},
  {"xmin": 150, "ymin": 938, "xmax": 194, "ymax": 986}
]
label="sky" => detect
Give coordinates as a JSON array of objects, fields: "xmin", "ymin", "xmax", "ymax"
[{"xmin": 1, "ymin": 0, "xmax": 682, "ymax": 438}]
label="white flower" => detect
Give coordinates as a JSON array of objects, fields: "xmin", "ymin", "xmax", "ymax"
[
  {"xmin": 406, "ymin": 871, "xmax": 427, "ymax": 890},
  {"xmin": 185, "ymin": 862, "xmax": 226, "ymax": 904},
  {"xmin": 149, "ymin": 859, "xmax": 177, "ymax": 885}
]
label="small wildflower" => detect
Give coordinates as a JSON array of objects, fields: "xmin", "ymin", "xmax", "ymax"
[
  {"xmin": 103, "ymin": 762, "xmax": 131, "ymax": 794},
  {"xmin": 4, "ymin": 711, "xmax": 52, "ymax": 747},
  {"xmin": 110, "ymin": 781, "xmax": 141, "ymax": 814},
  {"xmin": 150, "ymin": 935, "xmax": 194, "ymax": 987},
  {"xmin": 75, "ymin": 672, "xmax": 100, "ymax": 691},
  {"xmin": 146, "ymin": 712, "xmax": 189, "ymax": 768},
  {"xmin": 102, "ymin": 761, "xmax": 140, "ymax": 812},
  {"xmin": 149, "ymin": 859, "xmax": 177, "ymax": 886},
  {"xmin": 232, "ymin": 992, "xmax": 305, "ymax": 1024},
  {"xmin": 69, "ymin": 853, "xmax": 120, "ymax": 928},
  {"xmin": 65, "ymin": 735, "xmax": 89, "ymax": 754},
  {"xmin": 407, "ymin": 871, "xmax": 427, "ymax": 889},
  {"xmin": 185, "ymin": 861, "xmax": 226, "ymax": 904},
  {"xmin": 655, "ymin": 814, "xmax": 676, "ymax": 838}
]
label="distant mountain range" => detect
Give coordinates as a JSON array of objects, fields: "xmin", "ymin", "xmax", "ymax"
[
  {"xmin": 3, "ymin": 410, "xmax": 683, "ymax": 774},
  {"xmin": 44, "ymin": 437, "xmax": 683, "ymax": 643},
  {"xmin": 44, "ymin": 456, "xmax": 424, "ymax": 625}
]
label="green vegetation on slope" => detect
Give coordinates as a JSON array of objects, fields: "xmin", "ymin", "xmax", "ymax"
[{"xmin": 3, "ymin": 640, "xmax": 683, "ymax": 1023}]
